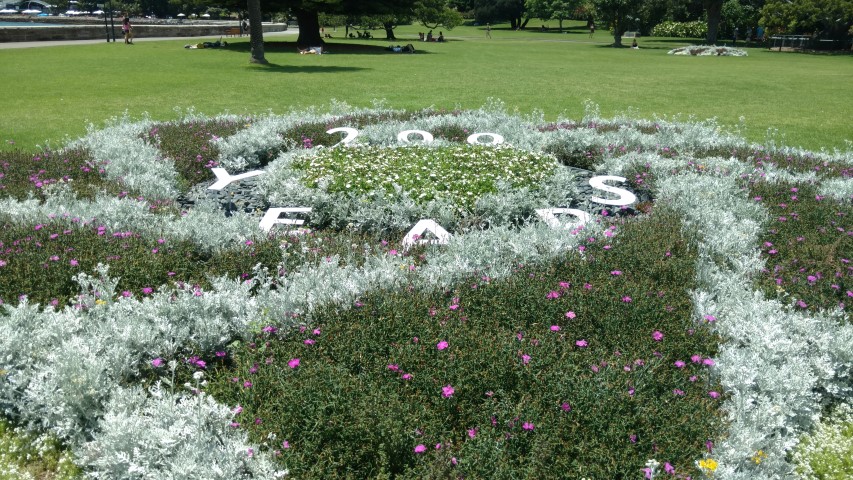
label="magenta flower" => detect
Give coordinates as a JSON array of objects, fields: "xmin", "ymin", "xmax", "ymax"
[
  {"xmin": 467, "ymin": 427, "xmax": 477, "ymax": 439},
  {"xmin": 522, "ymin": 354, "xmax": 531, "ymax": 365},
  {"xmin": 151, "ymin": 357, "xmax": 163, "ymax": 368},
  {"xmin": 442, "ymin": 385, "xmax": 455, "ymax": 398},
  {"xmin": 560, "ymin": 402, "xmax": 572, "ymax": 412},
  {"xmin": 288, "ymin": 358, "xmax": 300, "ymax": 369},
  {"xmin": 703, "ymin": 314, "xmax": 717, "ymax": 323},
  {"xmin": 703, "ymin": 358, "xmax": 716, "ymax": 366},
  {"xmin": 691, "ymin": 354, "xmax": 702, "ymax": 363},
  {"xmin": 652, "ymin": 330, "xmax": 664, "ymax": 341},
  {"xmin": 414, "ymin": 444, "xmax": 426, "ymax": 454},
  {"xmin": 575, "ymin": 339, "xmax": 588, "ymax": 348},
  {"xmin": 522, "ymin": 422, "xmax": 535, "ymax": 431},
  {"xmin": 673, "ymin": 389, "xmax": 685, "ymax": 396},
  {"xmin": 243, "ymin": 381, "xmax": 252, "ymax": 388},
  {"xmin": 565, "ymin": 311, "xmax": 576, "ymax": 319},
  {"xmin": 621, "ymin": 296, "xmax": 632, "ymax": 303},
  {"xmin": 387, "ymin": 364, "xmax": 400, "ymax": 372},
  {"xmin": 664, "ymin": 463, "xmax": 675, "ymax": 474},
  {"xmin": 435, "ymin": 443, "xmax": 442, "ymax": 450},
  {"xmin": 674, "ymin": 360, "xmax": 686, "ymax": 368},
  {"xmin": 304, "ymin": 339, "xmax": 315, "ymax": 345},
  {"xmin": 282, "ymin": 440, "xmax": 290, "ymax": 449},
  {"xmin": 709, "ymin": 391, "xmax": 720, "ymax": 399},
  {"xmin": 610, "ymin": 270, "xmax": 622, "ymax": 276},
  {"xmin": 546, "ymin": 290, "xmax": 560, "ymax": 299},
  {"xmin": 436, "ymin": 340, "xmax": 449, "ymax": 350},
  {"xmin": 402, "ymin": 373, "xmax": 413, "ymax": 380},
  {"xmin": 550, "ymin": 325, "xmax": 561, "ymax": 332}
]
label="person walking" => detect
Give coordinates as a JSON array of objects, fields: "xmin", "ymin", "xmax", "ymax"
[
  {"xmin": 121, "ymin": 17, "xmax": 133, "ymax": 44},
  {"xmin": 486, "ymin": 23, "xmax": 491, "ymax": 38}
]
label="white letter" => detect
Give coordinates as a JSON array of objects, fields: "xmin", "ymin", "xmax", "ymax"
[
  {"xmin": 397, "ymin": 130, "xmax": 434, "ymax": 144},
  {"xmin": 327, "ymin": 127, "xmax": 359, "ymax": 147},
  {"xmin": 208, "ymin": 168, "xmax": 265, "ymax": 191},
  {"xmin": 535, "ymin": 208, "xmax": 592, "ymax": 229},
  {"xmin": 466, "ymin": 133, "xmax": 505, "ymax": 145},
  {"xmin": 259, "ymin": 208, "xmax": 312, "ymax": 233},
  {"xmin": 588, "ymin": 175, "xmax": 637, "ymax": 206},
  {"xmin": 402, "ymin": 219, "xmax": 451, "ymax": 250}
]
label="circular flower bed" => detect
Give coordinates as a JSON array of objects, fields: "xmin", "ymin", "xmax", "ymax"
[{"xmin": 668, "ymin": 45, "xmax": 748, "ymax": 56}]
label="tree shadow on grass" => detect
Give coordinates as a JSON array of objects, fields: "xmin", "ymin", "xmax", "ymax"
[
  {"xmin": 249, "ymin": 64, "xmax": 368, "ymax": 73},
  {"xmin": 223, "ymin": 40, "xmax": 429, "ymax": 56}
]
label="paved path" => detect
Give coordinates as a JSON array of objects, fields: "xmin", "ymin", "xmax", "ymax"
[{"xmin": 0, "ymin": 29, "xmax": 297, "ymax": 49}]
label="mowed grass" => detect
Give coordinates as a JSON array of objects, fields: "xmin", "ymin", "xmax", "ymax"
[{"xmin": 1, "ymin": 21, "xmax": 851, "ymax": 151}]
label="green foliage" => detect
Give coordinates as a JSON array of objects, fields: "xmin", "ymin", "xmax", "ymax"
[
  {"xmin": 0, "ymin": 148, "xmax": 126, "ymax": 202},
  {"xmin": 792, "ymin": 403, "xmax": 853, "ymax": 479},
  {"xmin": 749, "ymin": 180, "xmax": 852, "ymax": 314},
  {"xmin": 0, "ymin": 418, "xmax": 81, "ymax": 480},
  {"xmin": 761, "ymin": 0, "xmax": 853, "ymax": 37},
  {"xmin": 206, "ymin": 208, "xmax": 725, "ymax": 478},
  {"xmin": 651, "ymin": 20, "xmax": 708, "ymax": 38},
  {"xmin": 0, "ymin": 216, "xmax": 380, "ymax": 308},
  {"xmin": 145, "ymin": 118, "xmax": 246, "ymax": 192},
  {"xmin": 290, "ymin": 144, "xmax": 556, "ymax": 209}
]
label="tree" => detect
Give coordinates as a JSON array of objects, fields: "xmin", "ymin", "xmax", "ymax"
[
  {"xmin": 591, "ymin": 0, "xmax": 644, "ymax": 45},
  {"xmin": 415, "ymin": 0, "xmax": 464, "ymax": 29},
  {"xmin": 247, "ymin": 0, "xmax": 266, "ymax": 63},
  {"xmin": 525, "ymin": 0, "xmax": 581, "ymax": 31},
  {"xmin": 761, "ymin": 0, "xmax": 852, "ymax": 41},
  {"xmin": 703, "ymin": 0, "xmax": 723, "ymax": 43}
]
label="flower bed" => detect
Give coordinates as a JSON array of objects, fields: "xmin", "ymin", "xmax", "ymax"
[
  {"xmin": 668, "ymin": 45, "xmax": 748, "ymax": 56},
  {"xmin": 0, "ymin": 103, "xmax": 851, "ymax": 478}
]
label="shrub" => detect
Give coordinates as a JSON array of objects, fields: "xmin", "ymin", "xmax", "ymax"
[{"xmin": 652, "ymin": 21, "xmax": 708, "ymax": 39}]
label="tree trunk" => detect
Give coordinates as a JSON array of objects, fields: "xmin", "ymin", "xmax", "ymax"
[
  {"xmin": 384, "ymin": 22, "xmax": 396, "ymax": 40},
  {"xmin": 246, "ymin": 0, "xmax": 266, "ymax": 64},
  {"xmin": 704, "ymin": 0, "xmax": 723, "ymax": 44},
  {"xmin": 295, "ymin": 8, "xmax": 323, "ymax": 47}
]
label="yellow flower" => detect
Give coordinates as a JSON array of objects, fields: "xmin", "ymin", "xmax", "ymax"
[
  {"xmin": 698, "ymin": 458, "xmax": 718, "ymax": 472},
  {"xmin": 95, "ymin": 299, "xmax": 107, "ymax": 305},
  {"xmin": 752, "ymin": 450, "xmax": 767, "ymax": 464}
]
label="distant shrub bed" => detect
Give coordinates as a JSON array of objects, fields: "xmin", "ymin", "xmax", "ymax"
[{"xmin": 652, "ymin": 20, "xmax": 708, "ymax": 39}]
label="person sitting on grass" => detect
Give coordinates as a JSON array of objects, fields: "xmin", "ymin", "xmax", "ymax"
[{"xmin": 631, "ymin": 39, "xmax": 638, "ymax": 49}]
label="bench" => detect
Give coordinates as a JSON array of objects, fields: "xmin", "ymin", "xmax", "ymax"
[
  {"xmin": 224, "ymin": 27, "xmax": 241, "ymax": 37},
  {"xmin": 623, "ymin": 31, "xmax": 639, "ymax": 39}
]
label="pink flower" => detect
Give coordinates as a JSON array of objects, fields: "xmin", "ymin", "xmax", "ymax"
[
  {"xmin": 702, "ymin": 358, "xmax": 715, "ymax": 366},
  {"xmin": 691, "ymin": 354, "xmax": 702, "ymax": 363},
  {"xmin": 442, "ymin": 385, "xmax": 455, "ymax": 398},
  {"xmin": 282, "ymin": 440, "xmax": 290, "ymax": 449},
  {"xmin": 583, "ymin": 283, "xmax": 592, "ymax": 290},
  {"xmin": 621, "ymin": 296, "xmax": 632, "ymax": 303},
  {"xmin": 435, "ymin": 443, "xmax": 442, "ymax": 450},
  {"xmin": 652, "ymin": 330, "xmax": 664, "ymax": 341},
  {"xmin": 313, "ymin": 328, "xmax": 321, "ymax": 336},
  {"xmin": 610, "ymin": 270, "xmax": 622, "ymax": 276},
  {"xmin": 243, "ymin": 381, "xmax": 253, "ymax": 388},
  {"xmin": 414, "ymin": 444, "xmax": 426, "ymax": 454},
  {"xmin": 703, "ymin": 314, "xmax": 717, "ymax": 323},
  {"xmin": 402, "ymin": 373, "xmax": 412, "ymax": 380},
  {"xmin": 664, "ymin": 463, "xmax": 675, "ymax": 474},
  {"xmin": 709, "ymin": 391, "xmax": 720, "ymax": 399},
  {"xmin": 387, "ymin": 364, "xmax": 400, "ymax": 372},
  {"xmin": 673, "ymin": 389, "xmax": 685, "ymax": 396},
  {"xmin": 560, "ymin": 402, "xmax": 572, "ymax": 412},
  {"xmin": 575, "ymin": 339, "xmax": 588, "ymax": 348},
  {"xmin": 467, "ymin": 428, "xmax": 477, "ymax": 439},
  {"xmin": 550, "ymin": 325, "xmax": 561, "ymax": 331},
  {"xmin": 288, "ymin": 358, "xmax": 300, "ymax": 369},
  {"xmin": 522, "ymin": 422, "xmax": 535, "ymax": 431},
  {"xmin": 565, "ymin": 311, "xmax": 576, "ymax": 319},
  {"xmin": 522, "ymin": 354, "xmax": 531, "ymax": 365},
  {"xmin": 674, "ymin": 360, "xmax": 686, "ymax": 368},
  {"xmin": 151, "ymin": 358, "xmax": 163, "ymax": 367},
  {"xmin": 304, "ymin": 338, "xmax": 315, "ymax": 345},
  {"xmin": 436, "ymin": 340, "xmax": 449, "ymax": 350},
  {"xmin": 546, "ymin": 290, "xmax": 561, "ymax": 299}
]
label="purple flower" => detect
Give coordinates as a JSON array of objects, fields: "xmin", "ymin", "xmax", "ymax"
[
  {"xmin": 436, "ymin": 340, "xmax": 449, "ymax": 350},
  {"xmin": 575, "ymin": 339, "xmax": 588, "ymax": 348},
  {"xmin": 565, "ymin": 311, "xmax": 576, "ymax": 319},
  {"xmin": 674, "ymin": 360, "xmax": 686, "ymax": 368},
  {"xmin": 467, "ymin": 427, "xmax": 477, "ymax": 439},
  {"xmin": 522, "ymin": 422, "xmax": 535, "ymax": 431},
  {"xmin": 550, "ymin": 325, "xmax": 561, "ymax": 331},
  {"xmin": 560, "ymin": 402, "xmax": 572, "ymax": 412},
  {"xmin": 709, "ymin": 391, "xmax": 720, "ymax": 399},
  {"xmin": 414, "ymin": 444, "xmax": 426, "ymax": 454},
  {"xmin": 442, "ymin": 385, "xmax": 455, "ymax": 398},
  {"xmin": 151, "ymin": 357, "xmax": 163, "ymax": 368},
  {"xmin": 652, "ymin": 330, "xmax": 664, "ymax": 341},
  {"xmin": 288, "ymin": 358, "xmax": 300, "ymax": 369},
  {"xmin": 621, "ymin": 296, "xmax": 632, "ymax": 303}
]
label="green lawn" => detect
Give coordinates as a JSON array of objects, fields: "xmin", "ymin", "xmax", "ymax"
[{"xmin": 1, "ymin": 21, "xmax": 851, "ymax": 151}]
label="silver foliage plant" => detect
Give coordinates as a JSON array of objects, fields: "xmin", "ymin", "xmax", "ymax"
[{"xmin": 1, "ymin": 101, "xmax": 852, "ymax": 478}]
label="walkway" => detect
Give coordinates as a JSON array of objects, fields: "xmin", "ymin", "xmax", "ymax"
[{"xmin": 0, "ymin": 28, "xmax": 297, "ymax": 49}]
